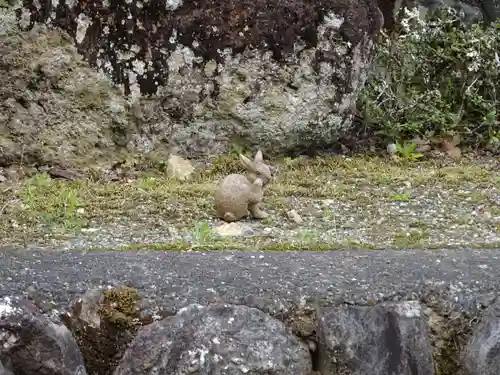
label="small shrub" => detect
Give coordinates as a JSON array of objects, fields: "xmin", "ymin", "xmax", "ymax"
[
  {"xmin": 396, "ymin": 141, "xmax": 424, "ymax": 160},
  {"xmin": 359, "ymin": 6, "xmax": 499, "ymax": 148}
]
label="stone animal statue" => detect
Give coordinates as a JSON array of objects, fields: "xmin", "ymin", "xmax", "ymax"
[{"xmin": 214, "ymin": 150, "xmax": 272, "ymax": 222}]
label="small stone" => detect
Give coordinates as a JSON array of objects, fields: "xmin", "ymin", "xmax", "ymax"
[
  {"xmin": 166, "ymin": 154, "xmax": 194, "ymax": 181},
  {"xmin": 445, "ymin": 145, "xmax": 462, "ymax": 159},
  {"xmin": 47, "ymin": 167, "xmax": 82, "ymax": 181},
  {"xmin": 440, "ymin": 136, "xmax": 462, "ymax": 160},
  {"xmin": 387, "ymin": 143, "xmax": 397, "ymax": 155},
  {"xmin": 391, "ymin": 154, "xmax": 401, "ymax": 162},
  {"xmin": 81, "ymin": 228, "xmax": 99, "ymax": 233},
  {"xmin": 410, "ymin": 137, "xmax": 430, "ymax": 153},
  {"xmin": 0, "ymin": 175, "xmax": 6, "ymax": 183},
  {"xmin": 414, "ymin": 144, "xmax": 432, "ymax": 153},
  {"xmin": 287, "ymin": 209, "xmax": 304, "ymax": 224},
  {"xmin": 214, "ymin": 222, "xmax": 248, "ymax": 237},
  {"xmin": 4, "ymin": 167, "xmax": 20, "ymax": 182},
  {"xmin": 486, "ymin": 136, "xmax": 499, "ymax": 152}
]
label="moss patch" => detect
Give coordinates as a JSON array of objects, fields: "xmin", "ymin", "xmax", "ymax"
[
  {"xmin": 99, "ymin": 287, "xmax": 141, "ymax": 329},
  {"xmin": 68, "ymin": 287, "xmax": 143, "ymax": 375}
]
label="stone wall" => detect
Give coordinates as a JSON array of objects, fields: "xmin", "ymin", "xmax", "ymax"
[{"xmin": 1, "ymin": 249, "xmax": 500, "ymax": 374}]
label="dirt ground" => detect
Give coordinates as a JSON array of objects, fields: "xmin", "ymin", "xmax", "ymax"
[{"xmin": 0, "ymin": 153, "xmax": 498, "ymax": 252}]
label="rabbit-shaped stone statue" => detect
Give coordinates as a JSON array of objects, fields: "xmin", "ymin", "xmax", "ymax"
[{"xmin": 215, "ymin": 150, "xmax": 272, "ymax": 222}]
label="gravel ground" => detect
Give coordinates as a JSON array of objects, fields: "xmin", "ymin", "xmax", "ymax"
[
  {"xmin": 0, "ymin": 155, "xmax": 498, "ymax": 251},
  {"xmin": 52, "ymin": 188, "xmax": 500, "ymax": 251}
]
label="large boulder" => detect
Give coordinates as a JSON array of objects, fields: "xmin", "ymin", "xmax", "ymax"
[
  {"xmin": 113, "ymin": 303, "xmax": 313, "ymax": 375},
  {"xmin": 0, "ymin": 0, "xmax": 382, "ymax": 166}
]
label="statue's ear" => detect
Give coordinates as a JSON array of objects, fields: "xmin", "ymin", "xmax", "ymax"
[
  {"xmin": 254, "ymin": 149, "xmax": 263, "ymax": 163},
  {"xmin": 240, "ymin": 154, "xmax": 254, "ymax": 170}
]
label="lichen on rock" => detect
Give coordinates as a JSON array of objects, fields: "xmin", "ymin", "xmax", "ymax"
[{"xmin": 6, "ymin": 0, "xmax": 383, "ymax": 162}]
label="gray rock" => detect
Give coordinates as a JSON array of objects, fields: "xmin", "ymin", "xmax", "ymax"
[
  {"xmin": 113, "ymin": 303, "xmax": 312, "ymax": 375},
  {"xmin": 482, "ymin": 0, "xmax": 500, "ymax": 21},
  {"xmin": 0, "ymin": 295, "xmax": 88, "ymax": 375},
  {"xmin": 0, "ymin": 361, "xmax": 14, "ymax": 375},
  {"xmin": 462, "ymin": 301, "xmax": 500, "ymax": 375},
  {"xmin": 317, "ymin": 301, "xmax": 435, "ymax": 375},
  {"xmin": 2, "ymin": 0, "xmax": 383, "ymax": 162},
  {"xmin": 379, "ymin": 0, "xmax": 495, "ymax": 31},
  {"xmin": 438, "ymin": 0, "xmax": 485, "ymax": 24}
]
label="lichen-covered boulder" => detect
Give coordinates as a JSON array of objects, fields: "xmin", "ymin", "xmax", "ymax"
[
  {"xmin": 113, "ymin": 303, "xmax": 313, "ymax": 375},
  {"xmin": 13, "ymin": 0, "xmax": 383, "ymax": 159}
]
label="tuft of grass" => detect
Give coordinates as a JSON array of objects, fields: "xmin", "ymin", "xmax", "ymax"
[
  {"xmin": 392, "ymin": 230, "xmax": 430, "ymax": 248},
  {"xmin": 14, "ymin": 173, "xmax": 88, "ymax": 234},
  {"xmin": 390, "ymin": 193, "xmax": 412, "ymax": 202},
  {"xmin": 295, "ymin": 229, "xmax": 319, "ymax": 244},
  {"xmin": 396, "ymin": 142, "xmax": 424, "ymax": 161},
  {"xmin": 187, "ymin": 221, "xmax": 214, "ymax": 244}
]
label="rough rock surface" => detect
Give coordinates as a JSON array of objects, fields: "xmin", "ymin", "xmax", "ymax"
[
  {"xmin": 483, "ymin": 0, "xmax": 500, "ymax": 20},
  {"xmin": 4, "ymin": 0, "xmax": 383, "ymax": 160},
  {"xmin": 317, "ymin": 301, "xmax": 435, "ymax": 375},
  {"xmin": 59, "ymin": 286, "xmax": 145, "ymax": 375},
  {"xmin": 0, "ymin": 362, "xmax": 14, "ymax": 375},
  {"xmin": 114, "ymin": 303, "xmax": 312, "ymax": 375},
  {"xmin": 0, "ymin": 295, "xmax": 88, "ymax": 375},
  {"xmin": 0, "ymin": 248, "xmax": 500, "ymax": 374},
  {"xmin": 1, "ymin": 248, "xmax": 498, "ymax": 326},
  {"xmin": 462, "ymin": 301, "xmax": 500, "ymax": 375},
  {"xmin": 0, "ymin": 20, "xmax": 129, "ymax": 167},
  {"xmin": 378, "ymin": 0, "xmax": 498, "ymax": 31}
]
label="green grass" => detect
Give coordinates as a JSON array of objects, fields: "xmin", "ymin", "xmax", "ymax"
[
  {"xmin": 0, "ymin": 154, "xmax": 498, "ymax": 250},
  {"xmin": 390, "ymin": 193, "xmax": 412, "ymax": 202}
]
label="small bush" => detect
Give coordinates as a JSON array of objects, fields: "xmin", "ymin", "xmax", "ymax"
[{"xmin": 359, "ymin": 6, "xmax": 500, "ymax": 147}]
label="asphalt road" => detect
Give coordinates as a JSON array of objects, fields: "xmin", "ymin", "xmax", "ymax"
[{"xmin": 1, "ymin": 248, "xmax": 499, "ymax": 318}]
